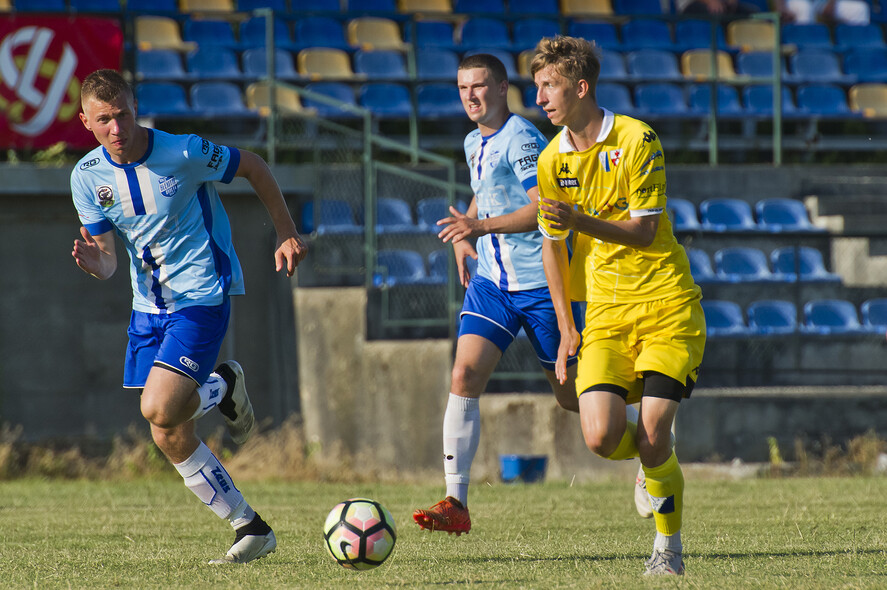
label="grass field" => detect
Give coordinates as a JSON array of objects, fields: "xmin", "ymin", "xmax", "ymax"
[{"xmin": 3, "ymin": 475, "xmax": 887, "ymax": 589}]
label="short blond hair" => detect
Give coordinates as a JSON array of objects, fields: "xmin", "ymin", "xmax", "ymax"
[{"xmin": 530, "ymin": 35, "xmax": 600, "ymax": 89}]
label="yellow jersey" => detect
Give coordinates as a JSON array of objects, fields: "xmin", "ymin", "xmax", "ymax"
[{"xmin": 537, "ymin": 109, "xmax": 700, "ymax": 304}]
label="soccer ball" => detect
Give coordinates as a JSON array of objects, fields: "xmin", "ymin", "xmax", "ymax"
[{"xmin": 323, "ymin": 497, "xmax": 397, "ymax": 570}]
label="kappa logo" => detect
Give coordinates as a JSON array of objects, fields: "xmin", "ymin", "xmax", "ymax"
[
  {"xmin": 559, "ymin": 162, "xmax": 572, "ymax": 175},
  {"xmin": 643, "ymin": 130, "xmax": 657, "ymax": 144},
  {"xmin": 79, "ymin": 158, "xmax": 100, "ymax": 170},
  {"xmin": 96, "ymin": 185, "xmax": 114, "ymax": 207},
  {"xmin": 0, "ymin": 26, "xmax": 80, "ymax": 137},
  {"xmin": 158, "ymin": 175, "xmax": 178, "ymax": 198}
]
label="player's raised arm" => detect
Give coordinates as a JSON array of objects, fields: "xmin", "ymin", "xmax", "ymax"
[
  {"xmin": 72, "ymin": 226, "xmax": 117, "ymax": 280},
  {"xmin": 235, "ymin": 149, "xmax": 308, "ymax": 276}
]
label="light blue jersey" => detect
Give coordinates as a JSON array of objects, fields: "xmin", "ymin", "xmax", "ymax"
[
  {"xmin": 465, "ymin": 113, "xmax": 548, "ymax": 291},
  {"xmin": 71, "ymin": 129, "xmax": 244, "ymax": 314}
]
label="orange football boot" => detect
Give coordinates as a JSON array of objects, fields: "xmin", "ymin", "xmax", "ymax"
[{"xmin": 413, "ymin": 496, "xmax": 471, "ymax": 535}]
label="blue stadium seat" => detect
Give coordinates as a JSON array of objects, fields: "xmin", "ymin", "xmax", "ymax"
[
  {"xmin": 596, "ymin": 82, "xmax": 634, "ymax": 113},
  {"xmin": 15, "ymin": 0, "xmax": 66, "ymax": 10},
  {"xmin": 796, "ymin": 84, "xmax": 854, "ymax": 116},
  {"xmin": 755, "ymin": 197, "xmax": 824, "ymax": 232},
  {"xmin": 668, "ymin": 198, "xmax": 701, "ymax": 231},
  {"xmin": 242, "ymin": 48, "xmax": 301, "ymax": 81},
  {"xmin": 844, "ymin": 48, "xmax": 887, "ymax": 83},
  {"xmin": 508, "ymin": 0, "xmax": 558, "ymax": 14},
  {"xmin": 359, "ymin": 82, "xmax": 412, "ymax": 117},
  {"xmin": 688, "ymin": 83, "xmax": 743, "ymax": 116},
  {"xmin": 626, "ymin": 49, "xmax": 682, "ymax": 81},
  {"xmin": 700, "ymin": 197, "xmax": 758, "ymax": 232},
  {"xmin": 770, "ymin": 246, "xmax": 841, "ymax": 283},
  {"xmin": 714, "ymin": 247, "xmax": 783, "ymax": 282},
  {"xmin": 513, "ymin": 19, "xmax": 560, "ymax": 51},
  {"xmin": 293, "ymin": 16, "xmax": 350, "ymax": 51},
  {"xmin": 454, "ymin": 0, "xmax": 505, "ymax": 12},
  {"xmin": 463, "ymin": 49, "xmax": 518, "ymax": 79},
  {"xmin": 240, "ymin": 16, "xmax": 299, "ymax": 51},
  {"xmin": 612, "ymin": 0, "xmax": 664, "ymax": 14},
  {"xmin": 291, "ymin": 0, "xmax": 340, "ymax": 10},
  {"xmin": 70, "ymin": 0, "xmax": 121, "ymax": 11},
  {"xmin": 405, "ymin": 21, "xmax": 457, "ymax": 50},
  {"xmin": 598, "ymin": 49, "xmax": 629, "ymax": 81},
  {"xmin": 621, "ymin": 19, "xmax": 676, "ymax": 52},
  {"xmin": 354, "ymin": 49, "xmax": 409, "ymax": 80},
  {"xmin": 802, "ymin": 299, "xmax": 864, "ymax": 334},
  {"xmin": 136, "ymin": 82, "xmax": 192, "ymax": 117},
  {"xmin": 302, "ymin": 199, "xmax": 363, "ymax": 235},
  {"xmin": 781, "ymin": 23, "xmax": 833, "ymax": 50},
  {"xmin": 674, "ymin": 19, "xmax": 728, "ymax": 52},
  {"xmin": 190, "ymin": 81, "xmax": 252, "ymax": 116},
  {"xmin": 417, "ymin": 197, "xmax": 469, "ymax": 231},
  {"xmin": 568, "ymin": 21, "xmax": 622, "ymax": 51},
  {"xmin": 861, "ymin": 298, "xmax": 887, "ymax": 333},
  {"xmin": 523, "ymin": 85, "xmax": 545, "ymax": 117},
  {"xmin": 834, "ymin": 24, "xmax": 885, "ymax": 52},
  {"xmin": 375, "ymin": 197, "xmax": 424, "ymax": 233},
  {"xmin": 137, "ymin": 50, "xmax": 189, "ymax": 81},
  {"xmin": 186, "ymin": 48, "xmax": 244, "ymax": 80},
  {"xmin": 747, "ymin": 300, "xmax": 798, "ymax": 335},
  {"xmin": 460, "ymin": 17, "xmax": 512, "ymax": 51},
  {"xmin": 743, "ymin": 85, "xmax": 799, "ymax": 117},
  {"xmin": 183, "ymin": 18, "xmax": 239, "ymax": 50},
  {"xmin": 238, "ymin": 0, "xmax": 287, "ymax": 10},
  {"xmin": 375, "ymin": 249, "xmax": 428, "ymax": 286},
  {"xmin": 417, "ymin": 83, "xmax": 465, "ymax": 118},
  {"xmin": 127, "ymin": 0, "xmax": 178, "ymax": 12},
  {"xmin": 790, "ymin": 49, "xmax": 854, "ymax": 84},
  {"xmin": 348, "ymin": 0, "xmax": 398, "ymax": 11},
  {"xmin": 634, "ymin": 83, "xmax": 688, "ymax": 115},
  {"xmin": 303, "ymin": 82, "xmax": 359, "ymax": 117},
  {"xmin": 426, "ymin": 249, "xmax": 450, "ymax": 284},
  {"xmin": 702, "ymin": 300, "xmax": 750, "ymax": 337},
  {"xmin": 684, "ymin": 247, "xmax": 718, "ymax": 283},
  {"xmin": 416, "ymin": 49, "xmax": 460, "ymax": 80},
  {"xmin": 735, "ymin": 51, "xmax": 792, "ymax": 83}
]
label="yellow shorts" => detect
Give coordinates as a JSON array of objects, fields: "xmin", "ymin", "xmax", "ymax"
[{"xmin": 576, "ymin": 294, "xmax": 706, "ymax": 405}]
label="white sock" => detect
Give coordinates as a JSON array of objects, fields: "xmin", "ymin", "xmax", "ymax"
[
  {"xmin": 443, "ymin": 393, "xmax": 480, "ymax": 506},
  {"xmin": 189, "ymin": 372, "xmax": 228, "ymax": 421},
  {"xmin": 174, "ymin": 441, "xmax": 253, "ymax": 528},
  {"xmin": 654, "ymin": 530, "xmax": 682, "ymax": 554}
]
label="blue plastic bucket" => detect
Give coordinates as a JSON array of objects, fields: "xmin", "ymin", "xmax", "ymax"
[{"xmin": 499, "ymin": 454, "xmax": 548, "ymax": 483}]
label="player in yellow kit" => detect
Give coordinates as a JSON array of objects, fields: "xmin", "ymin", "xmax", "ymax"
[{"xmin": 532, "ymin": 36, "xmax": 706, "ymax": 576}]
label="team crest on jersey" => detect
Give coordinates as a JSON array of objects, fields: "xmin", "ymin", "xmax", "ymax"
[
  {"xmin": 159, "ymin": 176, "xmax": 178, "ymax": 197},
  {"xmin": 598, "ymin": 149, "xmax": 622, "ymax": 172},
  {"xmin": 96, "ymin": 185, "xmax": 115, "ymax": 208},
  {"xmin": 487, "ymin": 150, "xmax": 501, "ymax": 168}
]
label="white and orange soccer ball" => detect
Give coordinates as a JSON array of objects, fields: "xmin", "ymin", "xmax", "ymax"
[{"xmin": 323, "ymin": 498, "xmax": 397, "ymax": 570}]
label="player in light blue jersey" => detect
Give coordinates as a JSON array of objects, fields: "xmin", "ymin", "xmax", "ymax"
[{"xmin": 70, "ymin": 70, "xmax": 306, "ymax": 564}]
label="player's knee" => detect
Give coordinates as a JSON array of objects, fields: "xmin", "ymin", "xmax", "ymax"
[
  {"xmin": 450, "ymin": 363, "xmax": 483, "ymax": 395},
  {"xmin": 637, "ymin": 432, "xmax": 671, "ymax": 466},
  {"xmin": 140, "ymin": 396, "xmax": 178, "ymax": 429},
  {"xmin": 582, "ymin": 427, "xmax": 620, "ymax": 458}
]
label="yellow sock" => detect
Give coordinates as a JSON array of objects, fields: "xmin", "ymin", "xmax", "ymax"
[
  {"xmin": 606, "ymin": 419, "xmax": 638, "ymax": 461},
  {"xmin": 643, "ymin": 451, "xmax": 683, "ymax": 535}
]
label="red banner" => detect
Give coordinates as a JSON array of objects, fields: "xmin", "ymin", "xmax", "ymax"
[{"xmin": 0, "ymin": 16, "xmax": 122, "ymax": 149}]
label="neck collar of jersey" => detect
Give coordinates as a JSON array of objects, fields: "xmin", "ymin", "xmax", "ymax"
[
  {"xmin": 102, "ymin": 128, "xmax": 154, "ymax": 169},
  {"xmin": 480, "ymin": 112, "xmax": 513, "ymax": 141},
  {"xmin": 559, "ymin": 108, "xmax": 613, "ymax": 153}
]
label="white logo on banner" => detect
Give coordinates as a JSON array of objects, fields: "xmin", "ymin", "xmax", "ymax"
[{"xmin": 0, "ymin": 26, "xmax": 78, "ymax": 137}]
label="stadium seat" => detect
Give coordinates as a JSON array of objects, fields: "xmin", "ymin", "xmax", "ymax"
[
  {"xmin": 597, "ymin": 82, "xmax": 634, "ymax": 113},
  {"xmin": 620, "ymin": 19, "xmax": 676, "ymax": 52},
  {"xmin": 849, "ymin": 83, "xmax": 887, "ymax": 117},
  {"xmin": 246, "ymin": 81, "xmax": 313, "ymax": 116},
  {"xmin": 770, "ymin": 246, "xmax": 840, "ymax": 283},
  {"xmin": 508, "ymin": 85, "xmax": 540, "ymax": 119},
  {"xmin": 348, "ymin": 17, "xmax": 406, "ymax": 51},
  {"xmin": 427, "ymin": 249, "xmax": 450, "ymax": 284},
  {"xmin": 303, "ymin": 82, "xmax": 359, "ymax": 117},
  {"xmin": 136, "ymin": 50, "xmax": 189, "ymax": 81},
  {"xmin": 70, "ymin": 0, "xmax": 122, "ymax": 11},
  {"xmin": 727, "ymin": 19, "xmax": 776, "ymax": 52},
  {"xmin": 734, "ymin": 51, "xmax": 789, "ymax": 82},
  {"xmin": 238, "ymin": 0, "xmax": 286, "ymax": 10},
  {"xmin": 834, "ymin": 24, "xmax": 885, "ymax": 52},
  {"xmin": 453, "ymin": 0, "xmax": 504, "ymax": 12},
  {"xmin": 190, "ymin": 81, "xmax": 252, "ymax": 116},
  {"xmin": 14, "ymin": 0, "xmax": 65, "ymax": 10},
  {"xmin": 860, "ymin": 298, "xmax": 887, "ymax": 333},
  {"xmin": 743, "ymin": 84, "xmax": 799, "ymax": 117},
  {"xmin": 242, "ymin": 48, "xmax": 301, "ymax": 81},
  {"xmin": 688, "ymin": 83, "xmax": 743, "ymax": 116},
  {"xmin": 136, "ymin": 16, "xmax": 196, "ymax": 52},
  {"xmin": 186, "ymin": 48, "xmax": 244, "ymax": 80},
  {"xmin": 349, "ymin": 0, "xmax": 398, "ymax": 10},
  {"xmin": 416, "ymin": 197, "xmax": 469, "ymax": 231},
  {"xmin": 568, "ymin": 21, "xmax": 621, "ymax": 50},
  {"xmin": 702, "ymin": 300, "xmax": 750, "ymax": 337},
  {"xmin": 668, "ymin": 198, "xmax": 701, "ymax": 231},
  {"xmin": 293, "ymin": 17, "xmax": 351, "ymax": 51},
  {"xmin": 802, "ymin": 299, "xmax": 864, "ymax": 334},
  {"xmin": 398, "ymin": 0, "xmax": 452, "ymax": 12},
  {"xmin": 301, "ymin": 199, "xmax": 362, "ymax": 235},
  {"xmin": 612, "ymin": 0, "xmax": 662, "ymax": 14},
  {"xmin": 509, "ymin": 0, "xmax": 558, "ymax": 14},
  {"xmin": 417, "ymin": 83, "xmax": 465, "ymax": 118},
  {"xmin": 375, "ymin": 249, "xmax": 428, "ymax": 286},
  {"xmin": 416, "ymin": 48, "xmax": 460, "ymax": 80},
  {"xmin": 562, "ymin": 0, "xmax": 613, "ymax": 16},
  {"xmin": 374, "ymin": 197, "xmax": 423, "ymax": 233},
  {"xmin": 180, "ymin": 0, "xmax": 234, "ymax": 11},
  {"xmin": 674, "ymin": 19, "xmax": 728, "ymax": 52},
  {"xmin": 463, "ymin": 49, "xmax": 518, "ymax": 80},
  {"xmin": 292, "ymin": 0, "xmax": 344, "ymax": 10},
  {"xmin": 513, "ymin": 19, "xmax": 560, "ymax": 51},
  {"xmin": 297, "ymin": 48, "xmax": 358, "ymax": 80},
  {"xmin": 626, "ymin": 50, "xmax": 682, "ymax": 81},
  {"xmin": 634, "ymin": 83, "xmax": 688, "ymax": 115},
  {"xmin": 684, "ymin": 247, "xmax": 718, "ymax": 283},
  {"xmin": 747, "ymin": 300, "xmax": 798, "ymax": 335},
  {"xmin": 755, "ymin": 197, "xmax": 823, "ymax": 232},
  {"xmin": 796, "ymin": 84, "xmax": 853, "ymax": 116},
  {"xmin": 136, "ymin": 82, "xmax": 192, "ymax": 117},
  {"xmin": 183, "ymin": 18, "xmax": 239, "ymax": 50},
  {"xmin": 682, "ymin": 49, "xmax": 737, "ymax": 81},
  {"xmin": 354, "ymin": 49, "xmax": 409, "ymax": 80},
  {"xmin": 460, "ymin": 17, "xmax": 512, "ymax": 51},
  {"xmin": 359, "ymin": 82, "xmax": 412, "ymax": 117},
  {"xmin": 700, "ymin": 197, "xmax": 758, "ymax": 232},
  {"xmin": 714, "ymin": 247, "xmax": 782, "ymax": 282},
  {"xmin": 240, "ymin": 16, "xmax": 298, "ymax": 51},
  {"xmin": 598, "ymin": 49, "xmax": 629, "ymax": 81},
  {"xmin": 843, "ymin": 48, "xmax": 887, "ymax": 83},
  {"xmin": 790, "ymin": 49, "xmax": 854, "ymax": 84},
  {"xmin": 781, "ymin": 23, "xmax": 833, "ymax": 51},
  {"xmin": 128, "ymin": 0, "xmax": 178, "ymax": 12},
  {"xmin": 405, "ymin": 21, "xmax": 457, "ymax": 50}
]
